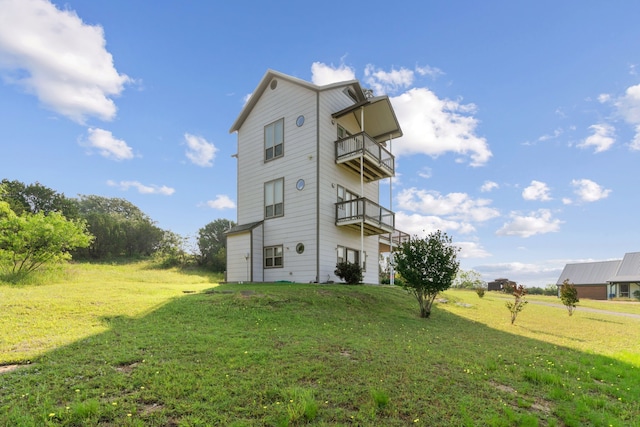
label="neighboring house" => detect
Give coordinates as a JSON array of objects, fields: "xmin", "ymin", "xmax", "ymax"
[
  {"xmin": 487, "ymin": 278, "xmax": 516, "ymax": 292},
  {"xmin": 556, "ymin": 252, "xmax": 640, "ymax": 300},
  {"xmin": 225, "ymin": 70, "xmax": 405, "ymax": 284}
]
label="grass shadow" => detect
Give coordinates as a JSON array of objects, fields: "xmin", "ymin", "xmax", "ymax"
[{"xmin": 2, "ymin": 284, "xmax": 639, "ymax": 426}]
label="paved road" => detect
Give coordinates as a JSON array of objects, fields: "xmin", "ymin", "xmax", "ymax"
[{"xmin": 495, "ymin": 297, "xmax": 640, "ymax": 319}]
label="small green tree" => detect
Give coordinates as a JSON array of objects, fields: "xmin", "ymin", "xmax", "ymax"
[
  {"xmin": 197, "ymin": 219, "xmax": 235, "ymax": 272},
  {"xmin": 393, "ymin": 230, "xmax": 460, "ymax": 318},
  {"xmin": 334, "ymin": 261, "xmax": 363, "ymax": 285},
  {"xmin": 505, "ymin": 284, "xmax": 528, "ymax": 325},
  {"xmin": 453, "ymin": 269, "xmax": 484, "ymax": 289},
  {"xmin": 559, "ymin": 279, "xmax": 579, "ymax": 316},
  {"xmin": 0, "ymin": 201, "xmax": 92, "ymax": 279}
]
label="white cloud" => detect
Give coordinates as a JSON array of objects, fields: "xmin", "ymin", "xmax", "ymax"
[
  {"xmin": 480, "ymin": 181, "xmax": 499, "ymax": 192},
  {"xmin": 310, "ymin": 62, "xmax": 356, "ymax": 85},
  {"xmin": 206, "ymin": 195, "xmax": 236, "ymax": 209},
  {"xmin": 496, "ymin": 209, "xmax": 562, "ymax": 238},
  {"xmin": 417, "ymin": 167, "xmax": 432, "ymax": 179},
  {"xmin": 415, "ymin": 65, "xmax": 444, "ymax": 79},
  {"xmin": 184, "ymin": 133, "xmax": 217, "ymax": 167},
  {"xmin": 364, "ymin": 64, "xmax": 414, "ymax": 95},
  {"xmin": 571, "ymin": 178, "xmax": 611, "ymax": 202},
  {"xmin": 310, "ymin": 62, "xmax": 491, "ymax": 166},
  {"xmin": 107, "ymin": 180, "xmax": 174, "ymax": 195},
  {"xmin": 391, "ymin": 88, "xmax": 492, "ymax": 166},
  {"xmin": 0, "ymin": 0, "xmax": 130, "ymax": 123},
  {"xmin": 456, "ymin": 241, "xmax": 491, "ymax": 259},
  {"xmin": 578, "ymin": 124, "xmax": 615, "ymax": 153},
  {"xmin": 614, "ymin": 83, "xmax": 640, "ymax": 149},
  {"xmin": 397, "ymin": 187, "xmax": 500, "ymax": 223},
  {"xmin": 522, "ymin": 180, "xmax": 551, "ymax": 201},
  {"xmin": 82, "ymin": 128, "xmax": 133, "ymax": 160},
  {"xmin": 474, "ymin": 261, "xmax": 564, "ymax": 287},
  {"xmin": 395, "ymin": 211, "xmax": 475, "ymax": 237}
]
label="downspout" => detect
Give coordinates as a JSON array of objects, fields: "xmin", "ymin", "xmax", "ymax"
[
  {"xmin": 389, "ymin": 134, "xmax": 394, "ymax": 286},
  {"xmin": 360, "ymin": 107, "xmax": 364, "ymax": 272},
  {"xmin": 316, "ymin": 91, "xmax": 321, "ymax": 283}
]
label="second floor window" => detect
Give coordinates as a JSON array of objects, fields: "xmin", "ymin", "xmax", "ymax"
[
  {"xmin": 265, "ymin": 178, "xmax": 284, "ymax": 218},
  {"xmin": 265, "ymin": 118, "xmax": 284, "ymax": 161}
]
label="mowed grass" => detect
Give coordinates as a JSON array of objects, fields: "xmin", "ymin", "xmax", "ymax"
[{"xmin": 0, "ymin": 262, "xmax": 638, "ymax": 426}]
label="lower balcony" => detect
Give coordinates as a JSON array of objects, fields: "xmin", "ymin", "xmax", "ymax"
[
  {"xmin": 335, "ymin": 198, "xmax": 394, "ymax": 236},
  {"xmin": 379, "ymin": 229, "xmax": 411, "ymax": 252}
]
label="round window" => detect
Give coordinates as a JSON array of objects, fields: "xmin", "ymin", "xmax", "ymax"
[
  {"xmin": 270, "ymin": 79, "xmax": 278, "ymax": 90},
  {"xmin": 296, "ymin": 115, "xmax": 305, "ymax": 127},
  {"xmin": 296, "ymin": 243, "xmax": 305, "ymax": 254}
]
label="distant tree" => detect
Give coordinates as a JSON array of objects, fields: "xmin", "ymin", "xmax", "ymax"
[
  {"xmin": 393, "ymin": 230, "xmax": 460, "ymax": 318},
  {"xmin": 544, "ymin": 283, "xmax": 559, "ymax": 296},
  {"xmin": 505, "ymin": 284, "xmax": 528, "ymax": 325},
  {"xmin": 453, "ymin": 269, "xmax": 485, "ymax": 289},
  {"xmin": 154, "ymin": 230, "xmax": 191, "ymax": 267},
  {"xmin": 0, "ymin": 201, "xmax": 92, "ymax": 279},
  {"xmin": 0, "ymin": 179, "xmax": 78, "ymax": 218},
  {"xmin": 197, "ymin": 219, "xmax": 235, "ymax": 271},
  {"xmin": 559, "ymin": 279, "xmax": 579, "ymax": 316},
  {"xmin": 73, "ymin": 195, "xmax": 164, "ymax": 259}
]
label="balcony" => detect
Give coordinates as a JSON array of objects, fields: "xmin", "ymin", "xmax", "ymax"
[
  {"xmin": 379, "ymin": 229, "xmax": 411, "ymax": 253},
  {"xmin": 335, "ymin": 132, "xmax": 395, "ymax": 182},
  {"xmin": 335, "ymin": 198, "xmax": 394, "ymax": 236}
]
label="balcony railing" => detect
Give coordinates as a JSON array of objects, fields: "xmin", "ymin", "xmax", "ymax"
[
  {"xmin": 335, "ymin": 197, "xmax": 394, "ymax": 236},
  {"xmin": 335, "ymin": 132, "xmax": 395, "ymax": 182}
]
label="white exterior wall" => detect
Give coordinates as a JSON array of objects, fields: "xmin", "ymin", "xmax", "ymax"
[
  {"xmin": 235, "ymin": 77, "xmax": 318, "ymax": 283},
  {"xmin": 227, "ymin": 232, "xmax": 251, "ymax": 282}
]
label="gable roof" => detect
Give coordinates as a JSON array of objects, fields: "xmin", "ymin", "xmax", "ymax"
[
  {"xmin": 609, "ymin": 252, "xmax": 640, "ymax": 282},
  {"xmin": 229, "ymin": 69, "xmax": 362, "ymax": 134},
  {"xmin": 556, "ymin": 260, "xmax": 622, "ymax": 285}
]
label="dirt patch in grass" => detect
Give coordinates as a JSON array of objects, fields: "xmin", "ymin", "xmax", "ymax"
[{"xmin": 0, "ymin": 364, "xmax": 22, "ymax": 375}]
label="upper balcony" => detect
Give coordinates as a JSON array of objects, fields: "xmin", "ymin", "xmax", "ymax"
[
  {"xmin": 335, "ymin": 197, "xmax": 394, "ymax": 236},
  {"xmin": 335, "ymin": 132, "xmax": 395, "ymax": 182}
]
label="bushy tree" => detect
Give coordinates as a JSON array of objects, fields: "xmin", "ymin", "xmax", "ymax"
[
  {"xmin": 197, "ymin": 219, "xmax": 235, "ymax": 271},
  {"xmin": 73, "ymin": 195, "xmax": 164, "ymax": 259},
  {"xmin": 0, "ymin": 201, "xmax": 92, "ymax": 279},
  {"xmin": 559, "ymin": 279, "xmax": 579, "ymax": 316},
  {"xmin": 1, "ymin": 179, "xmax": 78, "ymax": 218},
  {"xmin": 393, "ymin": 230, "xmax": 460, "ymax": 318},
  {"xmin": 334, "ymin": 261, "xmax": 363, "ymax": 284},
  {"xmin": 505, "ymin": 284, "xmax": 528, "ymax": 325},
  {"xmin": 453, "ymin": 269, "xmax": 484, "ymax": 289}
]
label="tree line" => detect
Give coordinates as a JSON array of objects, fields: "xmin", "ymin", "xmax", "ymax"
[{"xmin": 0, "ymin": 179, "xmax": 234, "ymax": 278}]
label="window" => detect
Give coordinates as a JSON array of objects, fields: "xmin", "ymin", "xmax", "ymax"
[
  {"xmin": 337, "ymin": 185, "xmax": 359, "ymax": 218},
  {"xmin": 265, "ymin": 118, "xmax": 284, "ymax": 161},
  {"xmin": 264, "ymin": 245, "xmax": 283, "ymax": 268},
  {"xmin": 337, "ymin": 246, "xmax": 366, "ymax": 271},
  {"xmin": 620, "ymin": 283, "xmax": 630, "ymax": 298},
  {"xmin": 265, "ymin": 178, "xmax": 284, "ymax": 218},
  {"xmin": 337, "ymin": 125, "xmax": 351, "ymax": 139}
]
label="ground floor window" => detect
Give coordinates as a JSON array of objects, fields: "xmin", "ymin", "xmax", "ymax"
[
  {"xmin": 620, "ymin": 283, "xmax": 630, "ymax": 298},
  {"xmin": 264, "ymin": 245, "xmax": 283, "ymax": 268},
  {"xmin": 337, "ymin": 246, "xmax": 366, "ymax": 271}
]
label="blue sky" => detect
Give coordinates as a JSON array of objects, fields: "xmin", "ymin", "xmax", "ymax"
[{"xmin": 1, "ymin": 0, "xmax": 639, "ymax": 287}]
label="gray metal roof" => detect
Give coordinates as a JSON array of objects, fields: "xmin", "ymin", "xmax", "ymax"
[
  {"xmin": 609, "ymin": 252, "xmax": 640, "ymax": 282},
  {"xmin": 224, "ymin": 221, "xmax": 263, "ymax": 235},
  {"xmin": 556, "ymin": 260, "xmax": 622, "ymax": 285}
]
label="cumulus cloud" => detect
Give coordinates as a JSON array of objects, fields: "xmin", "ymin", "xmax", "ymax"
[
  {"xmin": 184, "ymin": 133, "xmax": 217, "ymax": 167},
  {"xmin": 522, "ymin": 180, "xmax": 552, "ymax": 201},
  {"xmin": 395, "ymin": 211, "xmax": 475, "ymax": 237},
  {"xmin": 578, "ymin": 124, "xmax": 615, "ymax": 153},
  {"xmin": 496, "ymin": 209, "xmax": 562, "ymax": 238},
  {"xmin": 364, "ymin": 64, "xmax": 414, "ymax": 95},
  {"xmin": 614, "ymin": 83, "xmax": 640, "ymax": 150},
  {"xmin": 397, "ymin": 187, "xmax": 500, "ymax": 223},
  {"xmin": 456, "ymin": 241, "xmax": 491, "ymax": 259},
  {"xmin": 107, "ymin": 180, "xmax": 174, "ymax": 195},
  {"xmin": 82, "ymin": 128, "xmax": 134, "ymax": 160},
  {"xmin": 474, "ymin": 261, "xmax": 565, "ymax": 287},
  {"xmin": 0, "ymin": 0, "xmax": 130, "ymax": 122},
  {"xmin": 480, "ymin": 181, "xmax": 499, "ymax": 192},
  {"xmin": 415, "ymin": 65, "xmax": 444, "ymax": 79},
  {"xmin": 309, "ymin": 62, "xmax": 492, "ymax": 166},
  {"xmin": 391, "ymin": 88, "xmax": 492, "ymax": 166},
  {"xmin": 310, "ymin": 62, "xmax": 356, "ymax": 85},
  {"xmin": 571, "ymin": 178, "xmax": 611, "ymax": 202},
  {"xmin": 205, "ymin": 195, "xmax": 236, "ymax": 209}
]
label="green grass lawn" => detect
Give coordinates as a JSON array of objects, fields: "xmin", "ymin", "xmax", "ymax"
[{"xmin": 1, "ymin": 262, "xmax": 639, "ymax": 426}]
